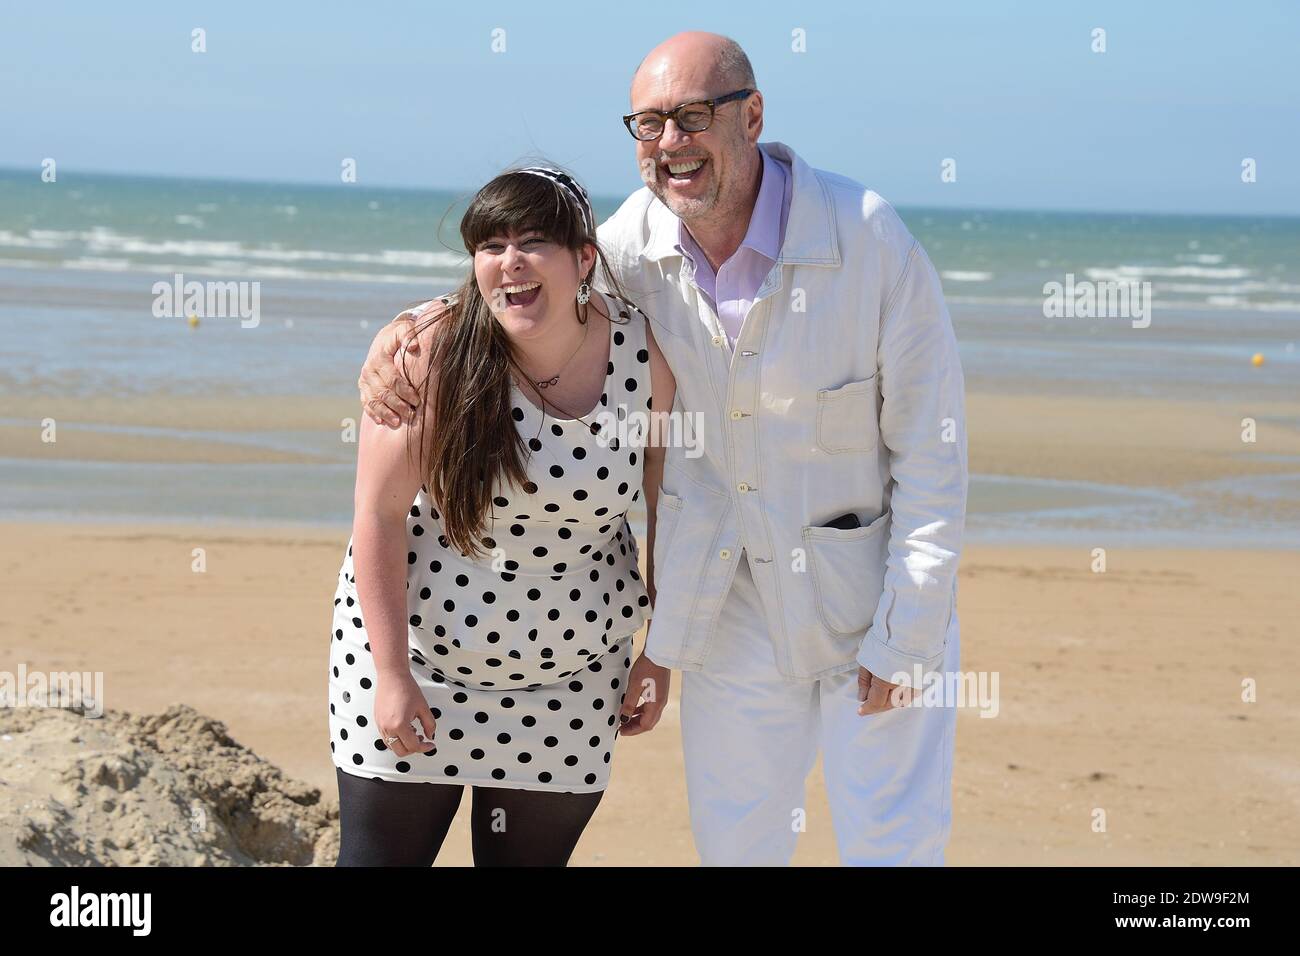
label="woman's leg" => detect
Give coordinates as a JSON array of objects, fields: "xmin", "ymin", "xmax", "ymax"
[
  {"xmin": 334, "ymin": 767, "xmax": 465, "ymax": 866},
  {"xmin": 469, "ymin": 785, "xmax": 605, "ymax": 866}
]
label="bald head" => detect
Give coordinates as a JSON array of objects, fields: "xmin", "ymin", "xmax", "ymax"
[
  {"xmin": 627, "ymin": 31, "xmax": 764, "ymax": 231},
  {"xmin": 631, "ymin": 32, "xmax": 756, "ymax": 104}
]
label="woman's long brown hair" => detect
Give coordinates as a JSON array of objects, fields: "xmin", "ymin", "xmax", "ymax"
[{"xmin": 398, "ymin": 168, "xmax": 634, "ymax": 559}]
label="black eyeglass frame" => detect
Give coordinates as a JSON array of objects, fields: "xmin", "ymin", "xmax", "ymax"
[{"xmin": 622, "ymin": 88, "xmax": 756, "ymax": 141}]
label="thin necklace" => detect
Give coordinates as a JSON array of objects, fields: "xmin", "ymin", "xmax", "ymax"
[{"xmin": 528, "ymin": 319, "xmax": 589, "ymax": 390}]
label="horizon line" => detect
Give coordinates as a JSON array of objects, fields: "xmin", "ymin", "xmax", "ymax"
[{"xmin": 2, "ymin": 164, "xmax": 1298, "ymax": 222}]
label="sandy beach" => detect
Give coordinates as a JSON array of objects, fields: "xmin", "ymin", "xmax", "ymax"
[{"xmin": 3, "ymin": 421, "xmax": 1297, "ymax": 863}]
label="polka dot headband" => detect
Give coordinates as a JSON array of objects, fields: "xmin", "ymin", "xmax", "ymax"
[{"xmin": 515, "ymin": 165, "xmax": 596, "ymax": 237}]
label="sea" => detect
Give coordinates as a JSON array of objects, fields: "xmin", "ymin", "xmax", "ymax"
[{"xmin": 2, "ymin": 168, "xmax": 1298, "ymax": 546}]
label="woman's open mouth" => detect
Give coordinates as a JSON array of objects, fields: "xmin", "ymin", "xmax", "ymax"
[
  {"xmin": 665, "ymin": 157, "xmax": 708, "ymax": 185},
  {"xmin": 504, "ymin": 281, "xmax": 541, "ymax": 307}
]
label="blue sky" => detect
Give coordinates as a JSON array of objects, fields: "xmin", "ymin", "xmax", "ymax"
[{"xmin": 4, "ymin": 0, "xmax": 1298, "ymax": 213}]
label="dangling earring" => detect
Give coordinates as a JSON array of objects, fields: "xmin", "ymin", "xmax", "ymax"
[{"xmin": 576, "ymin": 281, "xmax": 591, "ymax": 305}]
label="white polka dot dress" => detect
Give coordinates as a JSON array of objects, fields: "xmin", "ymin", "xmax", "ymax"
[{"xmin": 329, "ymin": 291, "xmax": 654, "ymax": 792}]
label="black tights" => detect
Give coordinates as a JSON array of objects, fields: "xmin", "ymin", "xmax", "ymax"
[{"xmin": 334, "ymin": 767, "xmax": 604, "ymax": 866}]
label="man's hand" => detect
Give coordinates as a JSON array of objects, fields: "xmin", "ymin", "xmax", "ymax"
[
  {"xmin": 619, "ymin": 651, "xmax": 671, "ymax": 735},
  {"xmin": 357, "ymin": 309, "xmax": 424, "ymax": 428},
  {"xmin": 857, "ymin": 666, "xmax": 919, "ymax": 716}
]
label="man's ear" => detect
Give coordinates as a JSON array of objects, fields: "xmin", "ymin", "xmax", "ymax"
[{"xmin": 747, "ymin": 91, "xmax": 764, "ymax": 144}]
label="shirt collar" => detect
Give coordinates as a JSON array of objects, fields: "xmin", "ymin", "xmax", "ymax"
[{"xmin": 641, "ymin": 141, "xmax": 839, "ymax": 268}]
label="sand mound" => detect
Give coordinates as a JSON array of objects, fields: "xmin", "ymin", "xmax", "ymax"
[{"xmin": 0, "ymin": 701, "xmax": 338, "ymax": 866}]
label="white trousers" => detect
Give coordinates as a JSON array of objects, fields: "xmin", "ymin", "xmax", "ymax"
[{"xmin": 679, "ymin": 549, "xmax": 959, "ymax": 866}]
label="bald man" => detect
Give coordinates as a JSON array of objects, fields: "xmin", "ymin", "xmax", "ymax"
[{"xmin": 359, "ymin": 32, "xmax": 967, "ymax": 866}]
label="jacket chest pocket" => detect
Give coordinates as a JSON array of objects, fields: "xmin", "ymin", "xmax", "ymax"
[{"xmin": 815, "ymin": 374, "xmax": 880, "ymax": 454}]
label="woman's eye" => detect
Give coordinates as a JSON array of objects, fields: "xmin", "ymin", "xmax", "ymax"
[{"xmin": 481, "ymin": 237, "xmax": 543, "ymax": 252}]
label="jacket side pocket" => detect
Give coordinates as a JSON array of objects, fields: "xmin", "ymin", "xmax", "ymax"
[
  {"xmin": 650, "ymin": 490, "xmax": 685, "ymax": 595},
  {"xmin": 801, "ymin": 510, "xmax": 891, "ymax": 636}
]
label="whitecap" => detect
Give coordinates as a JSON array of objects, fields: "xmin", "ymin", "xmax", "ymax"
[{"xmin": 1085, "ymin": 264, "xmax": 1251, "ymax": 280}]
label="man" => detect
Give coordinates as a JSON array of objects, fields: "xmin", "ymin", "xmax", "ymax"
[{"xmin": 358, "ymin": 31, "xmax": 967, "ymax": 865}]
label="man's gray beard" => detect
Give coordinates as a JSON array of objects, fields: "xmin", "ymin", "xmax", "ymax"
[{"xmin": 651, "ymin": 177, "xmax": 720, "ymax": 223}]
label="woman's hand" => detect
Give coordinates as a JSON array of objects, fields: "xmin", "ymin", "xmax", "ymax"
[
  {"xmin": 618, "ymin": 651, "xmax": 671, "ymax": 736},
  {"xmin": 374, "ymin": 672, "xmax": 437, "ymax": 757}
]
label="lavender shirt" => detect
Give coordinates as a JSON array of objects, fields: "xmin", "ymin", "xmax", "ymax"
[{"xmin": 675, "ymin": 148, "xmax": 793, "ymax": 347}]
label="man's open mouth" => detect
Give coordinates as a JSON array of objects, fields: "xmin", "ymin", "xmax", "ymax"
[
  {"xmin": 504, "ymin": 281, "xmax": 541, "ymax": 306},
  {"xmin": 665, "ymin": 157, "xmax": 708, "ymax": 184}
]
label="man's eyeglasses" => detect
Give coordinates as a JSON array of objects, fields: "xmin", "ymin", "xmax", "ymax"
[{"xmin": 622, "ymin": 88, "xmax": 755, "ymax": 141}]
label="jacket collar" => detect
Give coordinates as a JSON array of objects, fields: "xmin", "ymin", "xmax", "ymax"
[{"xmin": 640, "ymin": 140, "xmax": 840, "ymax": 267}]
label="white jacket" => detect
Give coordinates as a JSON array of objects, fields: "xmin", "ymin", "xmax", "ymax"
[{"xmin": 596, "ymin": 140, "xmax": 968, "ymax": 682}]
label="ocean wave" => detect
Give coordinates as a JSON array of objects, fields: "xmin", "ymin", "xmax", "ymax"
[
  {"xmin": 89, "ymin": 236, "xmax": 467, "ymax": 270},
  {"xmin": 36, "ymin": 256, "xmax": 464, "ymax": 286},
  {"xmin": 945, "ymin": 293, "xmax": 1300, "ymax": 313},
  {"xmin": 0, "ymin": 230, "xmax": 63, "ymax": 249},
  {"xmin": 1160, "ymin": 281, "xmax": 1300, "ymax": 295},
  {"xmin": 0, "ymin": 226, "xmax": 467, "ymax": 271},
  {"xmin": 941, "ymin": 270, "xmax": 993, "ymax": 282},
  {"xmin": 1085, "ymin": 264, "xmax": 1251, "ymax": 280},
  {"xmin": 63, "ymin": 256, "xmax": 132, "ymax": 271}
]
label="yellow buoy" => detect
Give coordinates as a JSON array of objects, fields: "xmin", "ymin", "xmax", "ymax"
[
  {"xmin": 1251, "ymin": 352, "xmax": 1264, "ymax": 367},
  {"xmin": 188, "ymin": 314, "xmax": 199, "ymax": 329}
]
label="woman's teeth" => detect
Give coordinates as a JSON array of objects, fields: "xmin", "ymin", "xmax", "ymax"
[{"xmin": 504, "ymin": 281, "xmax": 541, "ymax": 306}]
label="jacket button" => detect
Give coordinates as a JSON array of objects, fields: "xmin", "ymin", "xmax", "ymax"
[
  {"xmin": 729, "ymin": 410, "xmax": 743, "ymax": 420},
  {"xmin": 719, "ymin": 548, "xmax": 732, "ymax": 560},
  {"xmin": 711, "ymin": 335, "xmax": 723, "ymax": 346},
  {"xmin": 737, "ymin": 482, "xmax": 750, "ymax": 492}
]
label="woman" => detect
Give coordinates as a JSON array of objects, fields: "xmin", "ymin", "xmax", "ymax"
[{"xmin": 328, "ymin": 165, "xmax": 675, "ymax": 866}]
